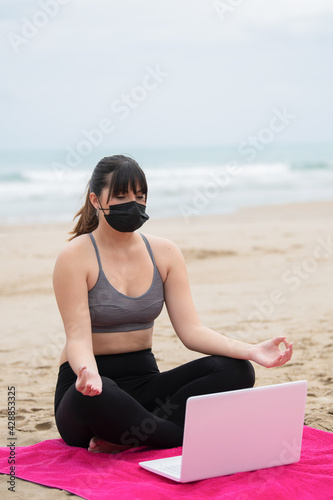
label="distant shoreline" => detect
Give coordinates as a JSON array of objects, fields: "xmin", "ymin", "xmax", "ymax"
[{"xmin": 1, "ymin": 198, "xmax": 333, "ymax": 228}]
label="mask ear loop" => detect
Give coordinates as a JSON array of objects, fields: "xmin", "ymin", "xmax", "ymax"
[{"xmin": 96, "ymin": 197, "xmax": 109, "ymax": 216}]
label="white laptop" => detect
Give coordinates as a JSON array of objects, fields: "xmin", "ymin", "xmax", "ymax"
[{"xmin": 139, "ymin": 380, "xmax": 307, "ymax": 483}]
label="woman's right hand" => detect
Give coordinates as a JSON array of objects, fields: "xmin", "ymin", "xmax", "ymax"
[{"xmin": 75, "ymin": 366, "xmax": 102, "ymax": 396}]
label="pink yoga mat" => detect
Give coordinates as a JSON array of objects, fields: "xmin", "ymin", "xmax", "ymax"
[{"xmin": 0, "ymin": 426, "xmax": 332, "ymax": 499}]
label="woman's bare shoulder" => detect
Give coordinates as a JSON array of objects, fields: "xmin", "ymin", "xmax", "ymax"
[
  {"xmin": 142, "ymin": 233, "xmax": 185, "ymax": 268},
  {"xmin": 54, "ymin": 233, "xmax": 93, "ymax": 270},
  {"xmin": 143, "ymin": 233, "xmax": 181, "ymax": 253}
]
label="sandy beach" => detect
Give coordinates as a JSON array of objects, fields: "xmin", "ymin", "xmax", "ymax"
[{"xmin": 0, "ymin": 200, "xmax": 332, "ymax": 499}]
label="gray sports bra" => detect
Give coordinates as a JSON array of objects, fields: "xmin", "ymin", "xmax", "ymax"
[{"xmin": 88, "ymin": 233, "xmax": 164, "ymax": 333}]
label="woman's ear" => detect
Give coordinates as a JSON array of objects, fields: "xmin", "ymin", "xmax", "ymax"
[{"xmin": 89, "ymin": 192, "xmax": 99, "ymax": 209}]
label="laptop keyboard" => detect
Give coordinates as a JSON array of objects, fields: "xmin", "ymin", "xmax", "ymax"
[
  {"xmin": 155, "ymin": 458, "xmax": 182, "ymax": 477},
  {"xmin": 157, "ymin": 463, "xmax": 181, "ymax": 476}
]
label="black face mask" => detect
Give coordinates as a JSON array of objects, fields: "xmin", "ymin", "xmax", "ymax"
[{"xmin": 99, "ymin": 201, "xmax": 149, "ymax": 232}]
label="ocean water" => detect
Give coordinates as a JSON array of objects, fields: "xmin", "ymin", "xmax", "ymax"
[{"xmin": 0, "ymin": 143, "xmax": 333, "ymax": 225}]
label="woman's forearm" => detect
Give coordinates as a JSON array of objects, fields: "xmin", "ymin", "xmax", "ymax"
[
  {"xmin": 182, "ymin": 324, "xmax": 253, "ymax": 360},
  {"xmin": 181, "ymin": 325, "xmax": 293, "ymax": 369},
  {"xmin": 65, "ymin": 338, "xmax": 99, "ymax": 376}
]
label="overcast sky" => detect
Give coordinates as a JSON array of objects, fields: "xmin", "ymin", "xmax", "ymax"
[{"xmin": 1, "ymin": 0, "xmax": 333, "ymax": 150}]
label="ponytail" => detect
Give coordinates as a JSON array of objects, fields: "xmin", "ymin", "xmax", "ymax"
[{"xmin": 68, "ymin": 185, "xmax": 99, "ymax": 240}]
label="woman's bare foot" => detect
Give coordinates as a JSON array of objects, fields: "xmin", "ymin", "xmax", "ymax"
[{"xmin": 88, "ymin": 437, "xmax": 132, "ymax": 454}]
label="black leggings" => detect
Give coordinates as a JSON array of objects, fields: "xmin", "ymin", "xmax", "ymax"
[{"xmin": 54, "ymin": 349, "xmax": 255, "ymax": 449}]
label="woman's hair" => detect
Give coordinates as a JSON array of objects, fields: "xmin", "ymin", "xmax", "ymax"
[{"xmin": 69, "ymin": 155, "xmax": 148, "ymax": 240}]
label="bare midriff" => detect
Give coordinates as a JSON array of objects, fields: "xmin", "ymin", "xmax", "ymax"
[{"xmin": 58, "ymin": 327, "xmax": 154, "ymax": 366}]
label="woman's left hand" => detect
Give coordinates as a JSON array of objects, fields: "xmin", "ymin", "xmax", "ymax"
[{"xmin": 249, "ymin": 336, "xmax": 293, "ymax": 368}]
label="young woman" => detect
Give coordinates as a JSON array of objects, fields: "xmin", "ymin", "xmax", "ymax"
[{"xmin": 53, "ymin": 155, "xmax": 293, "ymax": 452}]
